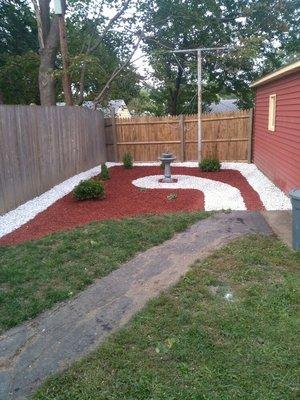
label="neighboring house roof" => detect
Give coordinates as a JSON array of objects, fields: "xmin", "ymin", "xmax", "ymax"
[
  {"xmin": 250, "ymin": 59, "xmax": 300, "ymax": 88},
  {"xmin": 208, "ymin": 99, "xmax": 239, "ymax": 113}
]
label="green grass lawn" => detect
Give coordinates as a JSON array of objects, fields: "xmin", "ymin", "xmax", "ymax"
[
  {"xmin": 0, "ymin": 212, "xmax": 208, "ymax": 333},
  {"xmin": 33, "ymin": 235, "xmax": 300, "ymax": 400}
]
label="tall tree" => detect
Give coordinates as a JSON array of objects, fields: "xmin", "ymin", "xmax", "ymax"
[{"xmin": 31, "ymin": 0, "xmax": 141, "ymax": 105}]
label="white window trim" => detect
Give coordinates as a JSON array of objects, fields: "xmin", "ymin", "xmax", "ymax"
[{"xmin": 268, "ymin": 94, "xmax": 276, "ymax": 132}]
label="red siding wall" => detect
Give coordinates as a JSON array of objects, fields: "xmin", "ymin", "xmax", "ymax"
[{"xmin": 253, "ymin": 71, "xmax": 300, "ymax": 193}]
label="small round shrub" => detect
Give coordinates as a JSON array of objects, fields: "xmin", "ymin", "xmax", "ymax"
[
  {"xmin": 199, "ymin": 158, "xmax": 221, "ymax": 172},
  {"xmin": 73, "ymin": 179, "xmax": 105, "ymax": 201},
  {"xmin": 123, "ymin": 152, "xmax": 133, "ymax": 169},
  {"xmin": 100, "ymin": 163, "xmax": 109, "ymax": 180}
]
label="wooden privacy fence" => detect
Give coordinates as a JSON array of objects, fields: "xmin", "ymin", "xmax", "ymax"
[
  {"xmin": 0, "ymin": 105, "xmax": 106, "ymax": 214},
  {"xmin": 105, "ymin": 109, "xmax": 253, "ymax": 163}
]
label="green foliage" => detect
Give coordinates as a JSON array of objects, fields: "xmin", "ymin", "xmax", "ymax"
[
  {"xmin": 140, "ymin": 0, "xmax": 300, "ymax": 114},
  {"xmin": 128, "ymin": 88, "xmax": 165, "ymax": 116},
  {"xmin": 33, "ymin": 235, "xmax": 300, "ymax": 399},
  {"xmin": 122, "ymin": 152, "xmax": 133, "ymax": 169},
  {"xmin": 0, "ymin": 0, "xmax": 38, "ymax": 58},
  {"xmin": 73, "ymin": 179, "xmax": 105, "ymax": 201},
  {"xmin": 0, "ymin": 0, "xmax": 39, "ymax": 104},
  {"xmin": 0, "ymin": 0, "xmax": 141, "ymax": 105},
  {"xmin": 0, "ymin": 51, "xmax": 40, "ymax": 104},
  {"xmin": 0, "ymin": 212, "xmax": 208, "ymax": 332},
  {"xmin": 65, "ymin": 7, "xmax": 141, "ymax": 105},
  {"xmin": 99, "ymin": 163, "xmax": 109, "ymax": 180},
  {"xmin": 199, "ymin": 158, "xmax": 221, "ymax": 172}
]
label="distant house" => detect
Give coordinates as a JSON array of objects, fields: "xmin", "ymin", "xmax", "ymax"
[
  {"xmin": 82, "ymin": 100, "xmax": 131, "ymax": 118},
  {"xmin": 83, "ymin": 100, "xmax": 131, "ymax": 118},
  {"xmin": 208, "ymin": 99, "xmax": 239, "ymax": 113},
  {"xmin": 106, "ymin": 100, "xmax": 131, "ymax": 118},
  {"xmin": 250, "ymin": 60, "xmax": 300, "ymax": 193}
]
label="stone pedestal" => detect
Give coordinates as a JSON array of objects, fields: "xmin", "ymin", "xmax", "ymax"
[{"xmin": 159, "ymin": 152, "xmax": 177, "ymax": 183}]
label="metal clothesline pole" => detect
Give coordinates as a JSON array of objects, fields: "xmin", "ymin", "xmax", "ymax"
[
  {"xmin": 197, "ymin": 49, "xmax": 202, "ymax": 161},
  {"xmin": 168, "ymin": 46, "xmax": 228, "ymax": 161}
]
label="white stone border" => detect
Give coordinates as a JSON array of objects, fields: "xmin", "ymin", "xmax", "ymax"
[
  {"xmin": 0, "ymin": 164, "xmax": 108, "ymax": 239},
  {"xmin": 0, "ymin": 161, "xmax": 291, "ymax": 239},
  {"xmin": 222, "ymin": 163, "xmax": 291, "ymax": 210}
]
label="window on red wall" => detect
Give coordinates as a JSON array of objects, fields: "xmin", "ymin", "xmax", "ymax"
[{"xmin": 268, "ymin": 94, "xmax": 276, "ymax": 132}]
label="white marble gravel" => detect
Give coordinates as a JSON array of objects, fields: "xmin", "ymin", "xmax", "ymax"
[
  {"xmin": 0, "ymin": 161, "xmax": 291, "ymax": 239},
  {"xmin": 222, "ymin": 163, "xmax": 291, "ymax": 210},
  {"xmin": 132, "ymin": 175, "xmax": 246, "ymax": 211}
]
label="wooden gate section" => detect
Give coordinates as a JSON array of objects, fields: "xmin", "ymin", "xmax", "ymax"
[{"xmin": 105, "ymin": 109, "xmax": 253, "ymax": 162}]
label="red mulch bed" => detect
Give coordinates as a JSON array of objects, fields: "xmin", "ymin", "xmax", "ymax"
[{"xmin": 0, "ymin": 166, "xmax": 264, "ymax": 246}]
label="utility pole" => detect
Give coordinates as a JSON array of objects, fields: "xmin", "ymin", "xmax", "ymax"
[
  {"xmin": 54, "ymin": 0, "xmax": 73, "ymax": 106},
  {"xmin": 169, "ymin": 46, "xmax": 227, "ymax": 161}
]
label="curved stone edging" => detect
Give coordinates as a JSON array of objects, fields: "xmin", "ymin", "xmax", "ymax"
[{"xmin": 132, "ymin": 174, "xmax": 246, "ymax": 211}]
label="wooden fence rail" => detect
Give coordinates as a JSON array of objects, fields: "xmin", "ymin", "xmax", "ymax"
[
  {"xmin": 0, "ymin": 105, "xmax": 106, "ymax": 215},
  {"xmin": 105, "ymin": 109, "xmax": 253, "ymax": 163}
]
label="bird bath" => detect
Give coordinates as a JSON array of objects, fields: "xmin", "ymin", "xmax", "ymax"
[{"xmin": 158, "ymin": 152, "xmax": 177, "ymax": 183}]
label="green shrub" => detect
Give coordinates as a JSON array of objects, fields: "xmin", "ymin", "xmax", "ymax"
[
  {"xmin": 73, "ymin": 179, "xmax": 105, "ymax": 201},
  {"xmin": 160, "ymin": 162, "xmax": 165, "ymax": 170},
  {"xmin": 123, "ymin": 152, "xmax": 133, "ymax": 169},
  {"xmin": 100, "ymin": 163, "xmax": 109, "ymax": 180},
  {"xmin": 199, "ymin": 158, "xmax": 221, "ymax": 172}
]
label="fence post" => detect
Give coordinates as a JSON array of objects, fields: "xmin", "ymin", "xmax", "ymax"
[
  {"xmin": 111, "ymin": 109, "xmax": 118, "ymax": 162},
  {"xmin": 179, "ymin": 114, "xmax": 185, "ymax": 161},
  {"xmin": 247, "ymin": 108, "xmax": 254, "ymax": 163}
]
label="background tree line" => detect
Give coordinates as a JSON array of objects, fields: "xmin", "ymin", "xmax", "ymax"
[{"xmin": 0, "ymin": 0, "xmax": 299, "ymax": 114}]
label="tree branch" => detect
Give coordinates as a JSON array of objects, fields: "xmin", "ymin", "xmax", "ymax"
[
  {"xmin": 89, "ymin": 0, "xmax": 132, "ymax": 54},
  {"xmin": 76, "ymin": 0, "xmax": 132, "ymax": 104},
  {"xmin": 93, "ymin": 32, "xmax": 143, "ymax": 107},
  {"xmin": 31, "ymin": 0, "xmax": 44, "ymax": 49}
]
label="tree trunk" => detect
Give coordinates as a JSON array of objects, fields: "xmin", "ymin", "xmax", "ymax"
[
  {"xmin": 58, "ymin": 15, "xmax": 73, "ymax": 105},
  {"xmin": 39, "ymin": 48, "xmax": 57, "ymax": 105},
  {"xmin": 38, "ymin": 15, "xmax": 60, "ymax": 105},
  {"xmin": 35, "ymin": 2, "xmax": 60, "ymax": 105}
]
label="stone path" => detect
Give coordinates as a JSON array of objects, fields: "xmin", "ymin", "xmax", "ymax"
[{"xmin": 0, "ymin": 211, "xmax": 272, "ymax": 399}]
